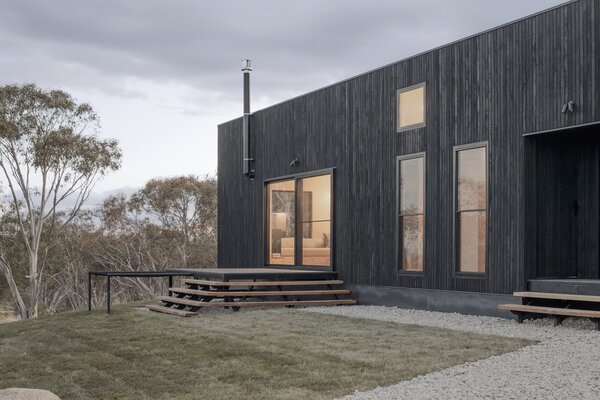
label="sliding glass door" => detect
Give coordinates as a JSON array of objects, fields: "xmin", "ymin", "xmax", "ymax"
[{"xmin": 266, "ymin": 172, "xmax": 332, "ymax": 268}]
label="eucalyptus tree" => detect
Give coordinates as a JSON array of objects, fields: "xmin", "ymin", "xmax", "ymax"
[
  {"xmin": 0, "ymin": 84, "xmax": 121, "ymax": 318},
  {"xmin": 98, "ymin": 175, "xmax": 218, "ymax": 271},
  {"xmin": 131, "ymin": 175, "xmax": 218, "ymax": 267}
]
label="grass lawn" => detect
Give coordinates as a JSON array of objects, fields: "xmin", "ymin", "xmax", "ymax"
[
  {"xmin": 0, "ymin": 304, "xmax": 534, "ymax": 400},
  {"xmin": 0, "ymin": 307, "xmax": 17, "ymax": 324}
]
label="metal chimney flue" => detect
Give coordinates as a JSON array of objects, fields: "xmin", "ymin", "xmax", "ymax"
[{"xmin": 242, "ymin": 59, "xmax": 254, "ymax": 179}]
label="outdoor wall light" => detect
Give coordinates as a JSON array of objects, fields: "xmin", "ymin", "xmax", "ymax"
[
  {"xmin": 561, "ymin": 100, "xmax": 575, "ymax": 114},
  {"xmin": 289, "ymin": 158, "xmax": 299, "ymax": 167}
]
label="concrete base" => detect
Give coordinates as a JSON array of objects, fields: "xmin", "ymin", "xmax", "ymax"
[{"xmin": 347, "ymin": 284, "xmax": 520, "ymax": 318}]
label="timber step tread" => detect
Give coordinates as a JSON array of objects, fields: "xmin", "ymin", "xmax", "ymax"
[
  {"xmin": 498, "ymin": 303, "xmax": 600, "ymax": 318},
  {"xmin": 513, "ymin": 291, "xmax": 600, "ymax": 303},
  {"xmin": 147, "ymin": 304, "xmax": 198, "ymax": 317},
  {"xmin": 183, "ymin": 279, "xmax": 345, "ymax": 287},
  {"xmin": 158, "ymin": 296, "xmax": 357, "ymax": 308},
  {"xmin": 169, "ymin": 287, "xmax": 351, "ymax": 297}
]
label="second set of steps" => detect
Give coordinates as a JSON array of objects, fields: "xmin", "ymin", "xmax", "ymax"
[
  {"xmin": 498, "ymin": 291, "xmax": 600, "ymax": 330},
  {"xmin": 148, "ymin": 278, "xmax": 357, "ymax": 316}
]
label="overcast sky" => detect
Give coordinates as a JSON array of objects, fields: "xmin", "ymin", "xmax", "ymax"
[{"xmin": 0, "ymin": 0, "xmax": 567, "ymax": 198}]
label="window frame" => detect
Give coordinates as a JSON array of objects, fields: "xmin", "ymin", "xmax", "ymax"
[
  {"xmin": 264, "ymin": 178, "xmax": 296, "ymax": 267},
  {"xmin": 396, "ymin": 82, "xmax": 427, "ymax": 133},
  {"xmin": 396, "ymin": 152, "xmax": 426, "ymax": 275},
  {"xmin": 263, "ymin": 168, "xmax": 335, "ymax": 271},
  {"xmin": 452, "ymin": 142, "xmax": 489, "ymax": 278}
]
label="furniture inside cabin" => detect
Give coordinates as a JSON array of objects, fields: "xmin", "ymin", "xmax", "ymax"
[{"xmin": 280, "ymin": 237, "xmax": 329, "ymax": 257}]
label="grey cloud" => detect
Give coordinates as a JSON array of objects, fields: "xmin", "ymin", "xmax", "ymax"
[
  {"xmin": 0, "ymin": 0, "xmax": 566, "ymax": 108},
  {"xmin": 0, "ymin": 0, "xmax": 569, "ymax": 192}
]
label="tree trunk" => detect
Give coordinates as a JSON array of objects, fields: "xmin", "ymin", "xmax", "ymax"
[
  {"xmin": 27, "ymin": 249, "xmax": 39, "ymax": 319},
  {"xmin": 0, "ymin": 257, "xmax": 28, "ymax": 320}
]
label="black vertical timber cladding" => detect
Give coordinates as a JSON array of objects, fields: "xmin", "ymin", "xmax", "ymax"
[
  {"xmin": 530, "ymin": 128, "xmax": 600, "ymax": 280},
  {"xmin": 218, "ymin": 0, "xmax": 600, "ymax": 294},
  {"xmin": 577, "ymin": 137, "xmax": 599, "ymax": 279}
]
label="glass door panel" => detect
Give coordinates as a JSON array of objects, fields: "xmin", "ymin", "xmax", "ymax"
[
  {"xmin": 266, "ymin": 179, "xmax": 295, "ymax": 265},
  {"xmin": 298, "ymin": 174, "xmax": 332, "ymax": 267}
]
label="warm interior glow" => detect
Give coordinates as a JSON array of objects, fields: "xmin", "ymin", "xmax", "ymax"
[
  {"xmin": 299, "ymin": 174, "xmax": 331, "ymax": 267},
  {"xmin": 459, "ymin": 211, "xmax": 486, "ymax": 273},
  {"xmin": 266, "ymin": 174, "xmax": 332, "ymax": 267},
  {"xmin": 399, "ymin": 157, "xmax": 424, "ymax": 271},
  {"xmin": 267, "ymin": 179, "xmax": 295, "ymax": 265},
  {"xmin": 400, "ymin": 157, "xmax": 424, "ymax": 215},
  {"xmin": 458, "ymin": 148, "xmax": 487, "ymax": 211},
  {"xmin": 398, "ymin": 86, "xmax": 425, "ymax": 129},
  {"xmin": 457, "ymin": 147, "xmax": 487, "ymax": 273}
]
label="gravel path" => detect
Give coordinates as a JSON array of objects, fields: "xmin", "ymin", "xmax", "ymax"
[{"xmin": 303, "ymin": 306, "xmax": 600, "ymax": 400}]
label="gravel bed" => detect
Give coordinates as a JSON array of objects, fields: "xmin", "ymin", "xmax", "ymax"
[{"xmin": 302, "ymin": 306, "xmax": 600, "ymax": 400}]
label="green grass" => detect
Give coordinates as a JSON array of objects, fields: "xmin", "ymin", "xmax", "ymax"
[{"xmin": 0, "ymin": 304, "xmax": 534, "ymax": 400}]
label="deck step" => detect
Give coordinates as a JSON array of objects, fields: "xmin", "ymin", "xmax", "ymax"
[
  {"xmin": 513, "ymin": 291, "xmax": 600, "ymax": 303},
  {"xmin": 499, "ymin": 303, "xmax": 600, "ymax": 318},
  {"xmin": 158, "ymin": 296, "xmax": 357, "ymax": 308},
  {"xmin": 183, "ymin": 279, "xmax": 345, "ymax": 287},
  {"xmin": 147, "ymin": 304, "xmax": 198, "ymax": 317},
  {"xmin": 169, "ymin": 287, "xmax": 351, "ymax": 297}
]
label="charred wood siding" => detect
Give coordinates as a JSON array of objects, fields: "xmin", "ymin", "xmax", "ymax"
[
  {"xmin": 527, "ymin": 128, "xmax": 600, "ymax": 281},
  {"xmin": 218, "ymin": 0, "xmax": 600, "ymax": 294}
]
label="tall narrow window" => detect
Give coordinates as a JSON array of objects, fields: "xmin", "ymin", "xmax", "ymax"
[
  {"xmin": 267, "ymin": 179, "xmax": 296, "ymax": 265},
  {"xmin": 397, "ymin": 83, "xmax": 425, "ymax": 132},
  {"xmin": 456, "ymin": 145, "xmax": 487, "ymax": 273},
  {"xmin": 398, "ymin": 155, "xmax": 425, "ymax": 271}
]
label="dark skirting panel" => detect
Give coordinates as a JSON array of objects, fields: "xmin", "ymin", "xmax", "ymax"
[{"xmin": 346, "ymin": 284, "xmax": 519, "ymax": 318}]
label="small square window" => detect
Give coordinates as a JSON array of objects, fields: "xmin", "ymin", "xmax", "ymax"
[{"xmin": 397, "ymin": 84, "xmax": 425, "ymax": 132}]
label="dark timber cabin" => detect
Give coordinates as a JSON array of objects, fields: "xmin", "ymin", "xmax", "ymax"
[{"xmin": 217, "ymin": 0, "xmax": 600, "ymax": 317}]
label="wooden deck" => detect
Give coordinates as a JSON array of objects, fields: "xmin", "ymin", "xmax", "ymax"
[
  {"xmin": 166, "ymin": 267, "xmax": 337, "ymax": 281},
  {"xmin": 150, "ymin": 268, "xmax": 355, "ymax": 317}
]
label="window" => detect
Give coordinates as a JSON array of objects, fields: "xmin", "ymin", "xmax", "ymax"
[
  {"xmin": 267, "ymin": 179, "xmax": 296, "ymax": 265},
  {"xmin": 455, "ymin": 145, "xmax": 487, "ymax": 273},
  {"xmin": 397, "ymin": 83, "xmax": 425, "ymax": 132},
  {"xmin": 266, "ymin": 172, "xmax": 332, "ymax": 267},
  {"xmin": 298, "ymin": 174, "xmax": 332, "ymax": 267},
  {"xmin": 398, "ymin": 155, "xmax": 425, "ymax": 271}
]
